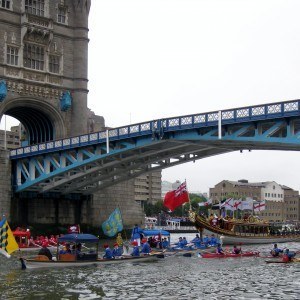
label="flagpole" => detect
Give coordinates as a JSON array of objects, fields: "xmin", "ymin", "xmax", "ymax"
[
  {"xmin": 186, "ymin": 179, "xmax": 192, "ymax": 211},
  {"xmin": 4, "ymin": 114, "xmax": 7, "ymax": 150},
  {"xmin": 118, "ymin": 205, "xmax": 127, "ymax": 242}
]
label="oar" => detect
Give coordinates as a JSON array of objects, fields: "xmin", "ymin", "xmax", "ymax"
[
  {"xmin": 151, "ymin": 249, "xmax": 167, "ymax": 255},
  {"xmin": 31, "ymin": 242, "xmax": 42, "ymax": 248}
]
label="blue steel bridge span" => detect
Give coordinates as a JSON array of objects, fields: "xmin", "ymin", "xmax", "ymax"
[{"xmin": 10, "ymin": 99, "xmax": 300, "ymax": 195}]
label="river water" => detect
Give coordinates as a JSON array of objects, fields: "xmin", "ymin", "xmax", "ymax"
[{"xmin": 0, "ymin": 234, "xmax": 299, "ymax": 300}]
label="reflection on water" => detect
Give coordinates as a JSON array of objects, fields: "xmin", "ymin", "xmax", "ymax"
[{"xmin": 0, "ymin": 238, "xmax": 299, "ymax": 299}]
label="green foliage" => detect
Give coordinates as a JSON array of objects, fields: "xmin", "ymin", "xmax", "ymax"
[
  {"xmin": 144, "ymin": 193, "xmax": 209, "ymax": 217},
  {"xmin": 144, "ymin": 200, "xmax": 164, "ymax": 216}
]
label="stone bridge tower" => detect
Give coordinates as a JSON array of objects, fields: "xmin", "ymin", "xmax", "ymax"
[
  {"xmin": 0, "ymin": 0, "xmax": 91, "ymax": 141},
  {"xmin": 0, "ymin": 0, "xmax": 144, "ymax": 229}
]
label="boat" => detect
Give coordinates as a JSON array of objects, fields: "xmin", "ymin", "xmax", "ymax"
[
  {"xmin": 20, "ymin": 233, "xmax": 164, "ymax": 269},
  {"xmin": 199, "ymin": 251, "xmax": 259, "ymax": 258},
  {"xmin": 265, "ymin": 258, "xmax": 300, "ymax": 264},
  {"xmin": 189, "ymin": 211, "xmax": 300, "ymax": 245},
  {"xmin": 141, "ymin": 229, "xmax": 215, "ymax": 256},
  {"xmin": 141, "ymin": 229, "xmax": 171, "ymax": 247},
  {"xmin": 13, "ymin": 228, "xmax": 57, "ymax": 252}
]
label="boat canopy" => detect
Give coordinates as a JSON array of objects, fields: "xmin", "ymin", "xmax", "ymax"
[
  {"xmin": 13, "ymin": 230, "xmax": 31, "ymax": 237},
  {"xmin": 141, "ymin": 229, "xmax": 170, "ymax": 236},
  {"xmin": 58, "ymin": 233, "xmax": 99, "ymax": 243}
]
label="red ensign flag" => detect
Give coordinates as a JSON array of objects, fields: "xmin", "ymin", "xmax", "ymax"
[{"xmin": 164, "ymin": 182, "xmax": 189, "ymax": 212}]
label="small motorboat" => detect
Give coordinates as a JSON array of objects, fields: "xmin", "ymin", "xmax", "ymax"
[{"xmin": 199, "ymin": 251, "xmax": 259, "ymax": 258}]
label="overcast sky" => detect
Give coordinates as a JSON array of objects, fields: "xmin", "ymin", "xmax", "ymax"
[
  {"xmin": 88, "ymin": 0, "xmax": 300, "ymax": 193},
  {"xmin": 2, "ymin": 0, "xmax": 300, "ymax": 193}
]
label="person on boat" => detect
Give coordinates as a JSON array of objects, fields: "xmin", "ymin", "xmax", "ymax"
[
  {"xmin": 38, "ymin": 242, "xmax": 53, "ymax": 260},
  {"xmin": 147, "ymin": 236, "xmax": 156, "ymax": 248},
  {"xmin": 28, "ymin": 236, "xmax": 35, "ymax": 246},
  {"xmin": 182, "ymin": 237, "xmax": 188, "ymax": 247},
  {"xmin": 103, "ymin": 244, "xmax": 114, "ymax": 259},
  {"xmin": 75, "ymin": 243, "xmax": 82, "ymax": 254},
  {"xmin": 208, "ymin": 213, "xmax": 214, "ymax": 225},
  {"xmin": 140, "ymin": 238, "xmax": 151, "ymax": 255},
  {"xmin": 49, "ymin": 235, "xmax": 57, "ymax": 246},
  {"xmin": 162, "ymin": 238, "xmax": 169, "ymax": 249},
  {"xmin": 212, "ymin": 217, "xmax": 218, "ymax": 227},
  {"xmin": 216, "ymin": 243, "xmax": 225, "ymax": 255},
  {"xmin": 270, "ymin": 244, "xmax": 283, "ymax": 257},
  {"xmin": 131, "ymin": 224, "xmax": 142, "ymax": 246},
  {"xmin": 59, "ymin": 243, "xmax": 72, "ymax": 254},
  {"xmin": 112, "ymin": 243, "xmax": 123, "ymax": 257},
  {"xmin": 174, "ymin": 237, "xmax": 184, "ymax": 249},
  {"xmin": 209, "ymin": 234, "xmax": 218, "ymax": 247},
  {"xmin": 282, "ymin": 249, "xmax": 296, "ymax": 262},
  {"xmin": 203, "ymin": 235, "xmax": 210, "ymax": 246},
  {"xmin": 232, "ymin": 245, "xmax": 241, "ymax": 254},
  {"xmin": 191, "ymin": 234, "xmax": 202, "ymax": 248},
  {"xmin": 131, "ymin": 241, "xmax": 140, "ymax": 257}
]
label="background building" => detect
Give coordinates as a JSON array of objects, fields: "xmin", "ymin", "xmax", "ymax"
[
  {"xmin": 135, "ymin": 171, "xmax": 162, "ymax": 206},
  {"xmin": 161, "ymin": 180, "xmax": 181, "ymax": 199},
  {"xmin": 209, "ymin": 179, "xmax": 300, "ymax": 222},
  {"xmin": 0, "ymin": 125, "xmax": 21, "ymax": 149}
]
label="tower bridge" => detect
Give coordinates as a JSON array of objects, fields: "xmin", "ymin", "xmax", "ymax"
[
  {"xmin": 10, "ymin": 99, "xmax": 300, "ymax": 196},
  {"xmin": 1, "ymin": 1, "xmax": 300, "ymax": 229}
]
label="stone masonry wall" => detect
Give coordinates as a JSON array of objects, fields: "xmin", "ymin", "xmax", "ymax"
[
  {"xmin": 90, "ymin": 180, "xmax": 145, "ymax": 229},
  {"xmin": 0, "ymin": 149, "xmax": 12, "ymax": 220}
]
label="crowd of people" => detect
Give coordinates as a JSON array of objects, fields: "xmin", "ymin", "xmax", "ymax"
[
  {"xmin": 172, "ymin": 234, "xmax": 220, "ymax": 250},
  {"xmin": 29, "ymin": 235, "xmax": 59, "ymax": 247}
]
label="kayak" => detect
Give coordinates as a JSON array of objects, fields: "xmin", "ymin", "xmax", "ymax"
[
  {"xmin": 200, "ymin": 251, "xmax": 259, "ymax": 258},
  {"xmin": 266, "ymin": 258, "xmax": 300, "ymax": 264}
]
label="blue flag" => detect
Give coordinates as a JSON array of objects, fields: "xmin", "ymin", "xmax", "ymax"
[{"xmin": 102, "ymin": 208, "xmax": 123, "ymax": 237}]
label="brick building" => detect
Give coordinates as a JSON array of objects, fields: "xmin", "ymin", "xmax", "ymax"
[{"xmin": 209, "ymin": 179, "xmax": 300, "ymax": 222}]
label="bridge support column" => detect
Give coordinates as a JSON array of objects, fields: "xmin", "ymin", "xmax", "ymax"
[{"xmin": 0, "ymin": 150, "xmax": 12, "ymax": 220}]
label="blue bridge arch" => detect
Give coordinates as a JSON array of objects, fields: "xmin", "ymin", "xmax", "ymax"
[{"xmin": 10, "ymin": 99, "xmax": 300, "ymax": 195}]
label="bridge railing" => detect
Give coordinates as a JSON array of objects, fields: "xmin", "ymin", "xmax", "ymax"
[{"xmin": 10, "ymin": 99, "xmax": 300, "ymax": 159}]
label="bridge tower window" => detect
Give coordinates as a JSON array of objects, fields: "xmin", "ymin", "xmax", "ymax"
[
  {"xmin": 25, "ymin": 0, "xmax": 45, "ymax": 16},
  {"xmin": 57, "ymin": 6, "xmax": 67, "ymax": 24},
  {"xmin": 49, "ymin": 55, "xmax": 60, "ymax": 73},
  {"xmin": 7, "ymin": 46, "xmax": 19, "ymax": 66},
  {"xmin": 1, "ymin": 0, "xmax": 11, "ymax": 9},
  {"xmin": 23, "ymin": 43, "xmax": 44, "ymax": 70}
]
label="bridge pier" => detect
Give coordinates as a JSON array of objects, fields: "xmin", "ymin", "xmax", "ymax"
[
  {"xmin": 0, "ymin": 149, "xmax": 144, "ymax": 231},
  {"xmin": 0, "ymin": 149, "xmax": 11, "ymax": 219}
]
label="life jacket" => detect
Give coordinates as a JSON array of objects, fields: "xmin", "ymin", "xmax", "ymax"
[{"xmin": 282, "ymin": 254, "xmax": 289, "ymax": 262}]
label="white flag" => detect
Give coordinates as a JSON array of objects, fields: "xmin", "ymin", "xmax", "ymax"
[
  {"xmin": 241, "ymin": 197, "xmax": 253, "ymax": 210},
  {"xmin": 254, "ymin": 200, "xmax": 266, "ymax": 212},
  {"xmin": 220, "ymin": 198, "xmax": 235, "ymax": 211},
  {"xmin": 233, "ymin": 199, "xmax": 242, "ymax": 210},
  {"xmin": 198, "ymin": 199, "xmax": 212, "ymax": 207}
]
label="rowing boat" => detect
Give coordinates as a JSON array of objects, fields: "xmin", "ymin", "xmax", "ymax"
[
  {"xmin": 199, "ymin": 251, "xmax": 259, "ymax": 258},
  {"xmin": 20, "ymin": 253, "xmax": 163, "ymax": 269},
  {"xmin": 19, "ymin": 233, "xmax": 164, "ymax": 269}
]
